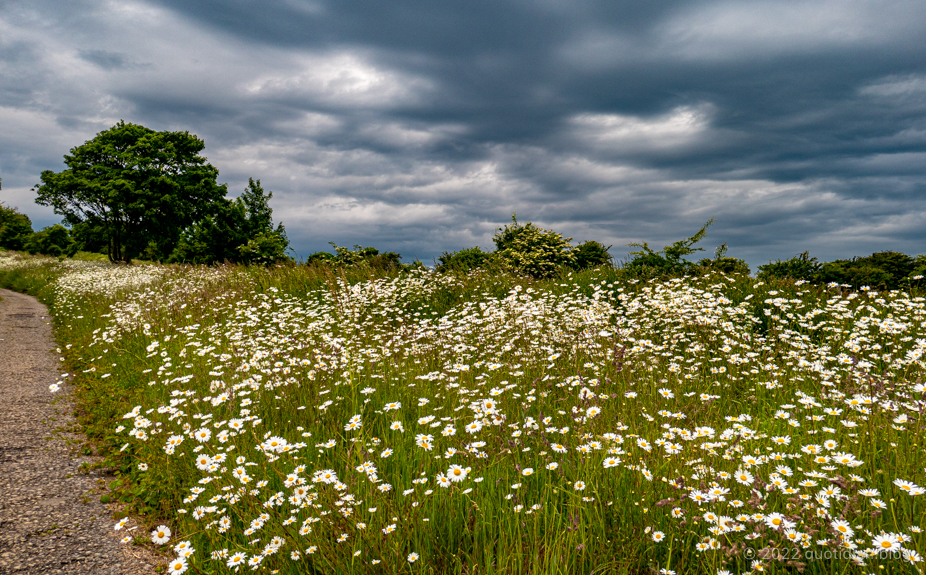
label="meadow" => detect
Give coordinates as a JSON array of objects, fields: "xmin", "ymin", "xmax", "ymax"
[{"xmin": 0, "ymin": 250, "xmax": 924, "ymax": 575}]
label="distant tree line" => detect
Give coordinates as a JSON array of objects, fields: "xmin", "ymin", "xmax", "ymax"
[
  {"xmin": 4, "ymin": 123, "xmax": 924, "ymax": 286},
  {"xmin": 0, "ymin": 122, "xmax": 289, "ymax": 264}
]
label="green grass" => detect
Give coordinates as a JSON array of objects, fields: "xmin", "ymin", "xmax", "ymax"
[{"xmin": 1, "ymin": 250, "xmax": 924, "ymax": 575}]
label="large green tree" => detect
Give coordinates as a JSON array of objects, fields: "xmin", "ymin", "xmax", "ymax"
[{"xmin": 33, "ymin": 121, "xmax": 227, "ymax": 262}]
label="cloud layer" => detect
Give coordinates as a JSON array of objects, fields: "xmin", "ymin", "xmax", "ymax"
[{"xmin": 2, "ymin": 0, "xmax": 925, "ymax": 267}]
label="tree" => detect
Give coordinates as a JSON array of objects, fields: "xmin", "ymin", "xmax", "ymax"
[
  {"xmin": 25, "ymin": 224, "xmax": 75, "ymax": 257},
  {"xmin": 169, "ymin": 179, "xmax": 289, "ymax": 265},
  {"xmin": 33, "ymin": 121, "xmax": 227, "ymax": 263},
  {"xmin": 0, "ymin": 202, "xmax": 34, "ymax": 251}
]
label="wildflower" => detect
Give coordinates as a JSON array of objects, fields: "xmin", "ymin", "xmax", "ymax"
[
  {"xmin": 447, "ymin": 464, "xmax": 469, "ymax": 482},
  {"xmin": 872, "ymin": 533, "xmax": 900, "ymax": 552},
  {"xmin": 522, "ymin": 468, "xmax": 534, "ymax": 476},
  {"xmin": 652, "ymin": 531, "xmax": 666, "ymax": 542},
  {"xmin": 574, "ymin": 481, "xmax": 586, "ymax": 491},
  {"xmin": 831, "ymin": 520, "xmax": 854, "ymax": 538},
  {"xmin": 151, "ymin": 525, "xmax": 171, "ymax": 545},
  {"xmin": 166, "ymin": 558, "xmax": 188, "ymax": 574},
  {"xmin": 408, "ymin": 552, "xmax": 419, "ymax": 563}
]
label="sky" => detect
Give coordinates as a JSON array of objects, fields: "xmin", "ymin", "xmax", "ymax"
[{"xmin": 1, "ymin": 0, "xmax": 925, "ymax": 267}]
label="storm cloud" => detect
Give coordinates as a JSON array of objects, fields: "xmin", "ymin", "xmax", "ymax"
[{"xmin": 1, "ymin": 0, "xmax": 925, "ymax": 266}]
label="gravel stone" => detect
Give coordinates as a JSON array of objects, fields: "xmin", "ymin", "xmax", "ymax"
[{"xmin": 0, "ymin": 289, "xmax": 157, "ymax": 575}]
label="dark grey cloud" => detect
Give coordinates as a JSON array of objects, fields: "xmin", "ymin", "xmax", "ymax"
[{"xmin": 1, "ymin": 0, "xmax": 925, "ymax": 268}]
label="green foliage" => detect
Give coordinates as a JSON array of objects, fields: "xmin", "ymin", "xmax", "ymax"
[
  {"xmin": 759, "ymin": 250, "xmax": 918, "ymax": 290},
  {"xmin": 170, "ymin": 179, "xmax": 289, "ymax": 265},
  {"xmin": 626, "ymin": 218, "xmax": 714, "ymax": 275},
  {"xmin": 304, "ymin": 251, "xmax": 338, "ymax": 265},
  {"xmin": 570, "ymin": 240, "xmax": 612, "ymax": 271},
  {"xmin": 493, "ymin": 214, "xmax": 575, "ymax": 278},
  {"xmin": 310, "ymin": 243, "xmax": 407, "ymax": 271},
  {"xmin": 25, "ymin": 224, "xmax": 75, "ymax": 257},
  {"xmin": 68, "ymin": 220, "xmax": 110, "ymax": 255},
  {"xmin": 819, "ymin": 251, "xmax": 914, "ymax": 290},
  {"xmin": 0, "ymin": 202, "xmax": 34, "ymax": 251},
  {"xmin": 33, "ymin": 121, "xmax": 228, "ymax": 263},
  {"xmin": 697, "ymin": 243, "xmax": 750, "ymax": 275},
  {"xmin": 757, "ymin": 251, "xmax": 822, "ymax": 282},
  {"xmin": 236, "ymin": 231, "xmax": 290, "ymax": 266},
  {"xmin": 436, "ymin": 246, "xmax": 495, "ymax": 273}
]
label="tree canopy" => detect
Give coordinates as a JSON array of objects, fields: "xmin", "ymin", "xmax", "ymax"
[{"xmin": 34, "ymin": 121, "xmax": 228, "ymax": 263}]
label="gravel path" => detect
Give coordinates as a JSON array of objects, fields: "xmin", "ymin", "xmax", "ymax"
[{"xmin": 0, "ymin": 289, "xmax": 156, "ymax": 575}]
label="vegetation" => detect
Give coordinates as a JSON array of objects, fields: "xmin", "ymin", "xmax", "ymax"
[
  {"xmin": 1, "ymin": 251, "xmax": 925, "ymax": 575},
  {"xmin": 0, "ymin": 202, "xmax": 35, "ymax": 251},
  {"xmin": 626, "ymin": 218, "xmax": 715, "ymax": 275},
  {"xmin": 759, "ymin": 250, "xmax": 925, "ymax": 289},
  {"xmin": 31, "ymin": 122, "xmax": 289, "ymax": 265},
  {"xmin": 307, "ymin": 243, "xmax": 409, "ymax": 271}
]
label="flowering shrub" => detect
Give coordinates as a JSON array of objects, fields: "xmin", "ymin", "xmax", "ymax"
[{"xmin": 493, "ymin": 215, "xmax": 575, "ymax": 278}]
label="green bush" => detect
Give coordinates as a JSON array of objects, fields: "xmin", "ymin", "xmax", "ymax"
[
  {"xmin": 757, "ymin": 251, "xmax": 822, "ymax": 282},
  {"xmin": 436, "ymin": 246, "xmax": 494, "ymax": 273},
  {"xmin": 570, "ymin": 240, "xmax": 612, "ymax": 271},
  {"xmin": 493, "ymin": 214, "xmax": 575, "ymax": 278},
  {"xmin": 818, "ymin": 251, "xmax": 914, "ymax": 290},
  {"xmin": 697, "ymin": 243, "xmax": 750, "ymax": 275},
  {"xmin": 310, "ymin": 243, "xmax": 407, "ymax": 271},
  {"xmin": 625, "ymin": 219, "xmax": 713, "ymax": 276}
]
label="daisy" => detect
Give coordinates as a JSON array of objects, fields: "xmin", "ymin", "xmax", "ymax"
[
  {"xmin": 226, "ymin": 552, "xmax": 247, "ymax": 568},
  {"xmin": 447, "ymin": 464, "xmax": 469, "ymax": 482},
  {"xmin": 831, "ymin": 520, "xmax": 854, "ymax": 538},
  {"xmin": 151, "ymin": 525, "xmax": 171, "ymax": 545},
  {"xmin": 872, "ymin": 533, "xmax": 900, "ymax": 552}
]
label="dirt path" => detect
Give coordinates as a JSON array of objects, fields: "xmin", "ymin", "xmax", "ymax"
[{"xmin": 0, "ymin": 289, "xmax": 156, "ymax": 575}]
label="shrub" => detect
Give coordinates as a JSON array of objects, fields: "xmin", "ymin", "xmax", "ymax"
[
  {"xmin": 625, "ymin": 219, "xmax": 713, "ymax": 275},
  {"xmin": 313, "ymin": 243, "xmax": 407, "ymax": 271},
  {"xmin": 237, "ymin": 231, "xmax": 291, "ymax": 266},
  {"xmin": 570, "ymin": 241, "xmax": 613, "ymax": 271},
  {"xmin": 493, "ymin": 214, "xmax": 575, "ymax": 278},
  {"xmin": 818, "ymin": 251, "xmax": 914, "ymax": 290},
  {"xmin": 437, "ymin": 246, "xmax": 494, "ymax": 273},
  {"xmin": 757, "ymin": 251, "xmax": 822, "ymax": 282},
  {"xmin": 697, "ymin": 243, "xmax": 750, "ymax": 275}
]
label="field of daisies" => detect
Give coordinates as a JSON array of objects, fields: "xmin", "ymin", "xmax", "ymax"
[{"xmin": 1, "ymin": 251, "xmax": 924, "ymax": 575}]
